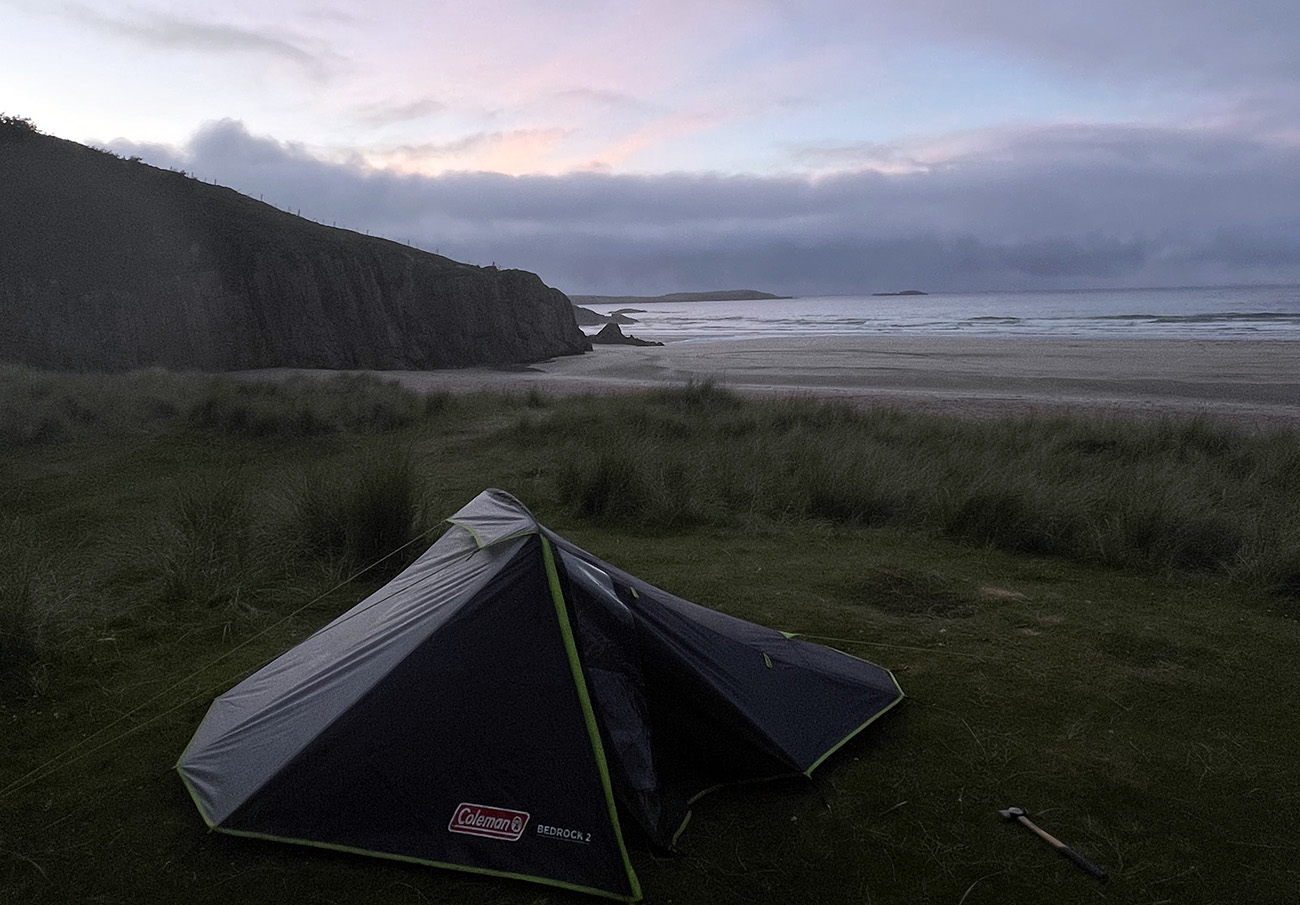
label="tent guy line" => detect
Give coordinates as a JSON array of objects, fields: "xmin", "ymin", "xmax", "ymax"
[
  {"xmin": 0, "ymin": 524, "xmax": 440, "ymax": 802},
  {"xmin": 795, "ymin": 634, "xmax": 999, "ymax": 661}
]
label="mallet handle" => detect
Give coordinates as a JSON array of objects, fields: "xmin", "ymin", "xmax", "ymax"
[
  {"xmin": 1017, "ymin": 815, "xmax": 1065, "ymax": 849},
  {"xmin": 1018, "ymin": 816, "xmax": 1108, "ymax": 882},
  {"xmin": 1060, "ymin": 845, "xmax": 1109, "ymax": 882}
]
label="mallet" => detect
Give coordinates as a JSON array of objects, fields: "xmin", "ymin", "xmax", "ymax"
[{"xmin": 998, "ymin": 807, "xmax": 1108, "ymax": 882}]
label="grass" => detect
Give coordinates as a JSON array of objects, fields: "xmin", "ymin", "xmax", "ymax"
[
  {"xmin": 0, "ymin": 364, "xmax": 191, "ymax": 445},
  {"xmin": 528, "ymin": 383, "xmax": 1300, "ymax": 592},
  {"xmin": 0, "ymin": 366, "xmax": 457, "ymax": 447},
  {"xmin": 0, "ymin": 519, "xmax": 95, "ymax": 699},
  {"xmin": 147, "ymin": 476, "xmax": 282, "ymax": 610},
  {"xmin": 283, "ymin": 452, "xmax": 432, "ymax": 579},
  {"xmin": 0, "ymin": 524, "xmax": 47, "ymax": 696},
  {"xmin": 2, "ymin": 366, "xmax": 1298, "ymax": 905},
  {"xmin": 190, "ymin": 374, "xmax": 454, "ymax": 438}
]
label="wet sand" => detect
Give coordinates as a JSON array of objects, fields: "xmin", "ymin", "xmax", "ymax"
[{"xmin": 241, "ymin": 337, "xmax": 1300, "ymax": 429}]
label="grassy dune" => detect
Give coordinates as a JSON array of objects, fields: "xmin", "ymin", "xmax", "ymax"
[{"xmin": 1, "ymin": 368, "xmax": 1297, "ymax": 904}]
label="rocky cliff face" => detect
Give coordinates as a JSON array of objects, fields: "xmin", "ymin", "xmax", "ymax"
[{"xmin": 0, "ymin": 123, "xmax": 589, "ymax": 371}]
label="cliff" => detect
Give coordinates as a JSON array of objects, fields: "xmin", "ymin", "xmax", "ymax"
[{"xmin": 0, "ymin": 119, "xmax": 590, "ymax": 372}]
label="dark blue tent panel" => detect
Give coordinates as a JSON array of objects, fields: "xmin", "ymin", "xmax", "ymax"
[{"xmin": 179, "ymin": 490, "xmax": 903, "ymax": 901}]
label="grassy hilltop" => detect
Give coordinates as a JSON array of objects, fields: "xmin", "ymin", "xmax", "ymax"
[{"xmin": 2, "ymin": 368, "xmax": 1298, "ymax": 904}]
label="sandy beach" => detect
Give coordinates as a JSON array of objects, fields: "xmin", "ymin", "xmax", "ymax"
[{"xmin": 244, "ymin": 337, "xmax": 1300, "ymax": 429}]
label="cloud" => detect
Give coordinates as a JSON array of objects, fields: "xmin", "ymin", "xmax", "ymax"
[
  {"xmin": 353, "ymin": 98, "xmax": 447, "ymax": 127},
  {"xmin": 368, "ymin": 128, "xmax": 576, "ymax": 174},
  {"xmin": 28, "ymin": 0, "xmax": 1298, "ymax": 186},
  {"xmin": 389, "ymin": 129, "xmax": 569, "ymax": 159},
  {"xmin": 548, "ymin": 88, "xmax": 656, "ymax": 113},
  {"xmin": 109, "ymin": 119, "xmax": 1300, "ymax": 295},
  {"xmin": 64, "ymin": 3, "xmax": 333, "ymax": 79}
]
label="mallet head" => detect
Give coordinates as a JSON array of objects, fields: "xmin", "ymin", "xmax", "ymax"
[{"xmin": 998, "ymin": 807, "xmax": 1026, "ymax": 821}]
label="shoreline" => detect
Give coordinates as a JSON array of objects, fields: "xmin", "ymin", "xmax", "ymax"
[{"xmin": 238, "ymin": 336, "xmax": 1300, "ymax": 429}]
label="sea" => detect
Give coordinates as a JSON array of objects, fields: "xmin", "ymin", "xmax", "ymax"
[{"xmin": 580, "ymin": 284, "xmax": 1300, "ymax": 343}]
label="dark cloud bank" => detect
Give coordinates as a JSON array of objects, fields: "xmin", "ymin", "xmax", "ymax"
[{"xmin": 110, "ymin": 120, "xmax": 1300, "ymax": 295}]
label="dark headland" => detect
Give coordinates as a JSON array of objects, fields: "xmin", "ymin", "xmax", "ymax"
[{"xmin": 0, "ymin": 117, "xmax": 589, "ymax": 372}]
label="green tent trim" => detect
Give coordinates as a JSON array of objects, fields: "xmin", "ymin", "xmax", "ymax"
[
  {"xmin": 177, "ymin": 769, "xmax": 638, "ymax": 902},
  {"xmin": 541, "ymin": 535, "xmax": 643, "ymax": 901},
  {"xmin": 803, "ymin": 670, "xmax": 905, "ymax": 776}
]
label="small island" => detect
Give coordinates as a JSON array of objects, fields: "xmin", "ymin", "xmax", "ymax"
[
  {"xmin": 872, "ymin": 289, "xmax": 928, "ymax": 297},
  {"xmin": 571, "ymin": 306, "xmax": 640, "ymax": 326},
  {"xmin": 571, "ymin": 288, "xmax": 790, "ymax": 306},
  {"xmin": 572, "ymin": 289, "xmax": 788, "ymax": 327}
]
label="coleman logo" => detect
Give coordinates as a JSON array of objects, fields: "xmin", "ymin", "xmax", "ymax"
[{"xmin": 448, "ymin": 803, "xmax": 530, "ymax": 841}]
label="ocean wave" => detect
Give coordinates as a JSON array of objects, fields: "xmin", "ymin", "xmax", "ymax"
[
  {"xmin": 613, "ymin": 286, "xmax": 1300, "ymax": 341},
  {"xmin": 1091, "ymin": 311, "xmax": 1300, "ymax": 324}
]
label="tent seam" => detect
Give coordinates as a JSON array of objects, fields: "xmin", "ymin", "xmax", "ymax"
[{"xmin": 541, "ymin": 535, "xmax": 644, "ymax": 902}]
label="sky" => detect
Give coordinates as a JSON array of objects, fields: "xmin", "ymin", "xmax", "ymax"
[{"xmin": 4, "ymin": 0, "xmax": 1300, "ymax": 295}]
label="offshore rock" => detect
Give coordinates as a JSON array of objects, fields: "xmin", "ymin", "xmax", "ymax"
[{"xmin": 588, "ymin": 323, "xmax": 664, "ymax": 346}]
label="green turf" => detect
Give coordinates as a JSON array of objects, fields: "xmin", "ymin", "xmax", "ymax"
[{"xmin": 2, "ymin": 368, "xmax": 1297, "ymax": 904}]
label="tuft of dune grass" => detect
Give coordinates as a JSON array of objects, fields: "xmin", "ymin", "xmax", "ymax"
[
  {"xmin": 148, "ymin": 476, "xmax": 282, "ymax": 611},
  {"xmin": 282, "ymin": 453, "xmax": 431, "ymax": 580},
  {"xmin": 0, "ymin": 521, "xmax": 90, "ymax": 699}
]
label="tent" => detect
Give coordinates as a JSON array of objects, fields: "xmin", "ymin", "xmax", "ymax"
[{"xmin": 177, "ymin": 489, "xmax": 904, "ymax": 901}]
